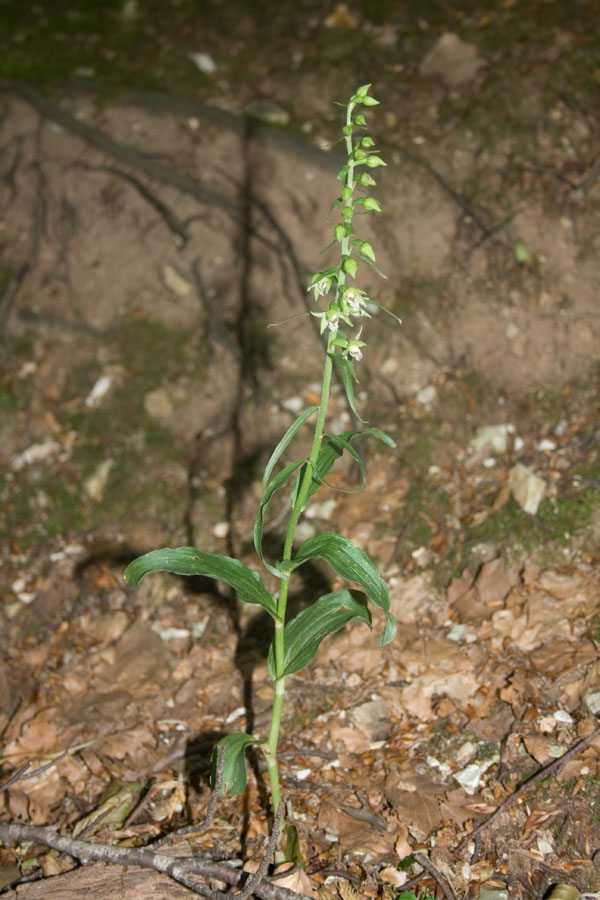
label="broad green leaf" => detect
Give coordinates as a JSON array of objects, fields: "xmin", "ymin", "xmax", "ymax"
[
  {"xmin": 263, "ymin": 406, "xmax": 318, "ymax": 490},
  {"xmin": 333, "ymin": 353, "xmax": 366, "ymax": 423},
  {"xmin": 267, "ymin": 589, "xmax": 371, "ymax": 678},
  {"xmin": 292, "ymin": 532, "xmax": 396, "ymax": 646},
  {"xmin": 254, "ymin": 458, "xmax": 305, "ymax": 577},
  {"xmin": 211, "ymin": 733, "xmax": 260, "ymax": 797},
  {"xmin": 291, "ymin": 427, "xmax": 396, "ymax": 508},
  {"xmin": 124, "ymin": 547, "xmax": 277, "ymax": 618}
]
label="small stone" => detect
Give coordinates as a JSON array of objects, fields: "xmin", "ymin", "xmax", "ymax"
[
  {"xmin": 212, "ymin": 521, "xmax": 230, "ymax": 539},
  {"xmin": 584, "ymin": 691, "xmax": 600, "ymax": 715},
  {"xmin": 470, "ymin": 424, "xmax": 513, "ymax": 455},
  {"xmin": 189, "ymin": 52, "xmax": 217, "ymax": 74},
  {"xmin": 453, "ymin": 763, "xmax": 482, "ymax": 792},
  {"xmin": 350, "ymin": 698, "xmax": 389, "ymax": 738},
  {"xmin": 282, "ymin": 396, "xmax": 303, "ymax": 413},
  {"xmin": 447, "ymin": 624, "xmax": 469, "ymax": 642},
  {"xmin": 11, "ymin": 439, "xmax": 61, "ymax": 471},
  {"xmin": 85, "ymin": 374, "xmax": 113, "ymax": 408},
  {"xmin": 244, "ymin": 99, "xmax": 290, "ymax": 126},
  {"xmin": 415, "ymin": 384, "xmax": 437, "ymax": 408},
  {"xmin": 144, "ymin": 387, "xmax": 174, "ymax": 420},
  {"xmin": 84, "ymin": 458, "xmax": 114, "ymax": 502},
  {"xmin": 163, "ymin": 263, "xmax": 192, "ymax": 297},
  {"xmin": 553, "ymin": 710, "xmax": 574, "ymax": 724},
  {"xmin": 420, "ymin": 32, "xmax": 484, "ymax": 86},
  {"xmin": 479, "ymin": 886, "xmax": 508, "ymax": 900},
  {"xmin": 509, "ymin": 463, "xmax": 546, "ymax": 515}
]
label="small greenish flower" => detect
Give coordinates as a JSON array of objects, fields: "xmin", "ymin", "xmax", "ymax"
[
  {"xmin": 331, "ymin": 327, "xmax": 367, "ymax": 361},
  {"xmin": 312, "ymin": 306, "xmax": 338, "ymax": 335},
  {"xmin": 340, "ymin": 287, "xmax": 371, "ymax": 318},
  {"xmin": 347, "ymin": 338, "xmax": 366, "ymax": 361},
  {"xmin": 309, "ymin": 272, "xmax": 335, "ymax": 302},
  {"xmin": 346, "ymin": 327, "xmax": 367, "ymax": 361}
]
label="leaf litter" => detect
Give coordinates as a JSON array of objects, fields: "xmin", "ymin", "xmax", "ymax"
[{"xmin": 2, "ymin": 505, "xmax": 600, "ymax": 898}]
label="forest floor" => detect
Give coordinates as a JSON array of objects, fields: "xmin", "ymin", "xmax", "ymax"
[{"xmin": 1, "ymin": 2, "xmax": 600, "ymax": 899}]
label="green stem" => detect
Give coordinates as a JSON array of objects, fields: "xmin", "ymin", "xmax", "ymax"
[
  {"xmin": 265, "ymin": 330, "xmax": 335, "ymax": 813},
  {"xmin": 264, "ymin": 95, "xmax": 358, "ymax": 831}
]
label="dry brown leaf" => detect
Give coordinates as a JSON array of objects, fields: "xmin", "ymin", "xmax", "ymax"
[
  {"xmin": 384, "ymin": 772, "xmax": 445, "ymax": 835},
  {"xmin": 329, "ymin": 726, "xmax": 373, "ymax": 754},
  {"xmin": 475, "ymin": 557, "xmax": 512, "ymax": 607},
  {"xmin": 273, "ymin": 863, "xmax": 316, "ymax": 897},
  {"xmin": 522, "ymin": 734, "xmax": 552, "ymax": 764},
  {"xmin": 393, "ymin": 823, "xmax": 412, "ymax": 860}
]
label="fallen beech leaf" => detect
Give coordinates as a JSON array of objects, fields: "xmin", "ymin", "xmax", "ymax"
[
  {"xmin": 329, "ymin": 726, "xmax": 373, "ymax": 754},
  {"xmin": 522, "ymin": 734, "xmax": 552, "ymax": 764},
  {"xmin": 273, "ymin": 863, "xmax": 316, "ymax": 897}
]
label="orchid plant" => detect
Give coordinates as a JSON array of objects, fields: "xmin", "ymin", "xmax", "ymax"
[{"xmin": 124, "ymin": 84, "xmax": 398, "ymax": 850}]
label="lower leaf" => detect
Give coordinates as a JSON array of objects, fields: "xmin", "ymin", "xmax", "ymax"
[{"xmin": 211, "ymin": 733, "xmax": 260, "ymax": 798}]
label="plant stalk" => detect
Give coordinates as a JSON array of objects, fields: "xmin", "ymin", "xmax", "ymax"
[
  {"xmin": 266, "ymin": 329, "xmax": 335, "ymax": 813},
  {"xmin": 265, "ymin": 92, "xmax": 359, "ymax": 826}
]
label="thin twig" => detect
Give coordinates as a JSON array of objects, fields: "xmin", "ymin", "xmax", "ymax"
[
  {"xmin": 149, "ymin": 744, "xmax": 227, "ymax": 851},
  {"xmin": 236, "ymin": 794, "xmax": 287, "ymax": 900},
  {"xmin": 413, "ymin": 852, "xmax": 457, "ymax": 900},
  {"xmin": 0, "ymin": 751, "xmax": 68, "ymax": 792},
  {"xmin": 456, "ymin": 723, "xmax": 600, "ymax": 852}
]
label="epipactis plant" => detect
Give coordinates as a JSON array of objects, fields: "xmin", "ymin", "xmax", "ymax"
[{"xmin": 124, "ymin": 83, "xmax": 399, "ymax": 845}]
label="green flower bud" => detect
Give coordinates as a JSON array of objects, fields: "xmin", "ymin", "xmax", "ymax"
[
  {"xmin": 342, "ymin": 256, "xmax": 358, "ymax": 278},
  {"xmin": 342, "ymin": 205, "xmax": 353, "ymax": 219},
  {"xmin": 358, "ymin": 172, "xmax": 376, "ymax": 186},
  {"xmin": 359, "ymin": 241, "xmax": 376, "ymax": 261},
  {"xmin": 366, "ymin": 156, "xmax": 387, "ymax": 168},
  {"xmin": 341, "ymin": 186, "xmax": 353, "ymax": 202},
  {"xmin": 360, "ymin": 136, "xmax": 375, "ymax": 148},
  {"xmin": 334, "ymin": 224, "xmax": 346, "ymax": 242},
  {"xmin": 353, "ymin": 114, "xmax": 367, "ymax": 126},
  {"xmin": 363, "ymin": 197, "xmax": 382, "ymax": 212},
  {"xmin": 342, "ymin": 124, "xmax": 353, "ymax": 137}
]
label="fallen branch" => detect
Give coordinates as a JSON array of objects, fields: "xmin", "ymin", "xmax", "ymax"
[{"xmin": 0, "ymin": 821, "xmax": 311, "ymax": 900}]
